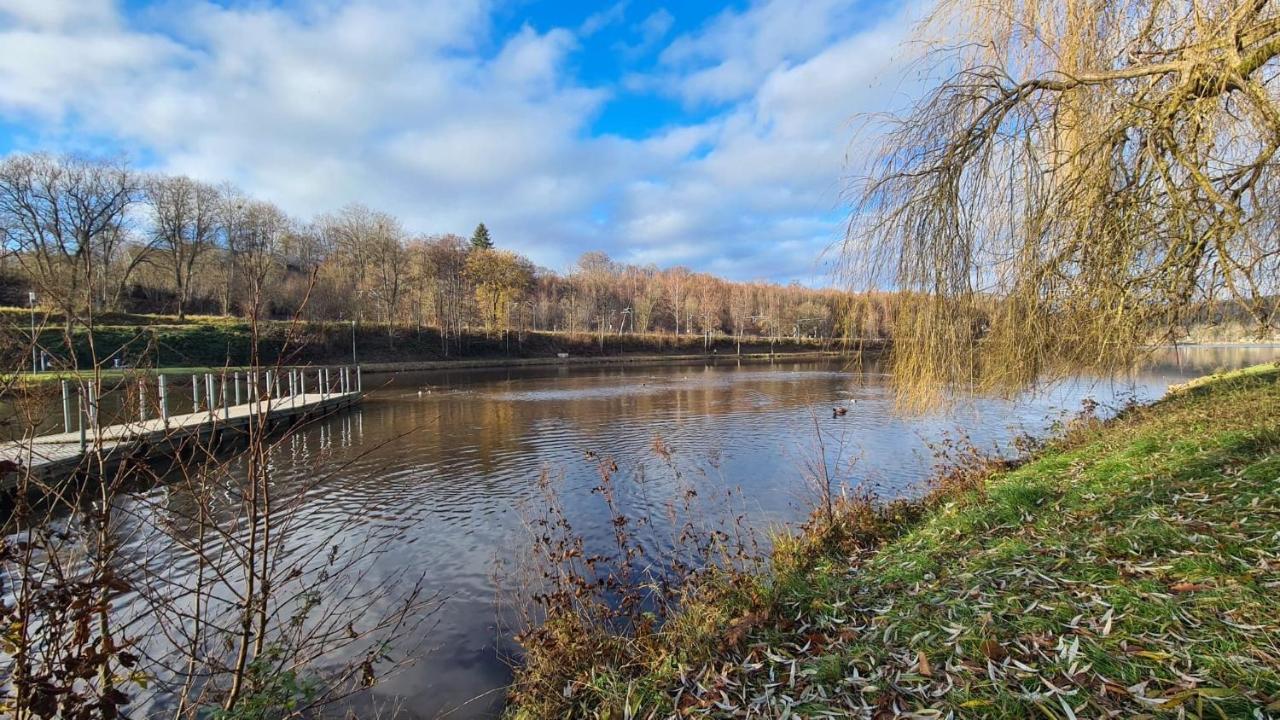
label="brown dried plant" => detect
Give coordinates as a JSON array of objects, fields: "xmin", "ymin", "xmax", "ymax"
[{"xmin": 500, "ymin": 436, "xmax": 763, "ymax": 718}]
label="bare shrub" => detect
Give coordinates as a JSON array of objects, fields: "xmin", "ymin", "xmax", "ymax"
[{"xmin": 501, "ymin": 437, "xmax": 762, "ymax": 717}]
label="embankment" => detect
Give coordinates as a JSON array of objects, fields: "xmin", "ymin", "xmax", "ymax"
[
  {"xmin": 508, "ymin": 362, "xmax": 1280, "ymax": 718},
  {"xmin": 0, "ymin": 310, "xmax": 874, "ymax": 373}
]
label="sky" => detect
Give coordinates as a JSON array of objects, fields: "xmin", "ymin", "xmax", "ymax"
[{"xmin": 0, "ymin": 0, "xmax": 926, "ymax": 285}]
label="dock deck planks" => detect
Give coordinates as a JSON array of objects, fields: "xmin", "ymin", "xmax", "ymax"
[{"xmin": 0, "ymin": 391, "xmax": 361, "ymax": 489}]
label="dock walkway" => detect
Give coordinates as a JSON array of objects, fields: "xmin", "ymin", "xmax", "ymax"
[{"xmin": 1, "ymin": 367, "xmax": 363, "ymax": 489}]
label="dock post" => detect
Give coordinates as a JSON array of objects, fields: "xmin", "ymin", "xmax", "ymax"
[
  {"xmin": 300, "ymin": 368, "xmax": 307, "ymax": 397},
  {"xmin": 265, "ymin": 370, "xmax": 274, "ymax": 408},
  {"xmin": 88, "ymin": 384, "xmax": 98, "ymax": 428},
  {"xmin": 159, "ymin": 375, "xmax": 169, "ymax": 425},
  {"xmin": 221, "ymin": 376, "xmax": 229, "ymax": 420},
  {"xmin": 192, "ymin": 374, "xmax": 201, "ymax": 412},
  {"xmin": 340, "ymin": 367, "xmax": 347, "ymax": 394},
  {"xmin": 62, "ymin": 380, "xmax": 71, "ymax": 433},
  {"xmin": 324, "ymin": 368, "xmax": 331, "ymax": 399},
  {"xmin": 234, "ymin": 372, "xmax": 242, "ymax": 405},
  {"xmin": 317, "ymin": 369, "xmax": 324, "ymax": 400},
  {"xmin": 206, "ymin": 374, "xmax": 215, "ymax": 419},
  {"xmin": 138, "ymin": 377, "xmax": 147, "ymax": 422},
  {"xmin": 78, "ymin": 389, "xmax": 86, "ymax": 452},
  {"xmin": 357, "ymin": 365, "xmax": 362, "ymax": 392}
]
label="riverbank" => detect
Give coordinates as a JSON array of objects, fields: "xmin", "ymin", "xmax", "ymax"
[
  {"xmin": 356, "ymin": 349, "xmax": 857, "ymax": 375},
  {"xmin": 1, "ymin": 310, "xmax": 871, "ymax": 383},
  {"xmin": 1, "ymin": 350, "xmax": 861, "ymax": 389},
  {"xmin": 507, "ymin": 362, "xmax": 1280, "ymax": 717}
]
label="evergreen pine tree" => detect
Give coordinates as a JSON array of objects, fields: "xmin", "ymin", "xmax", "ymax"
[{"xmin": 470, "ymin": 222, "xmax": 493, "ymax": 250}]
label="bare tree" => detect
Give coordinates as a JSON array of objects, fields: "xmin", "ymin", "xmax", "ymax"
[
  {"xmin": 420, "ymin": 234, "xmax": 470, "ymax": 354},
  {"xmin": 0, "ymin": 153, "xmax": 137, "ymax": 321},
  {"xmin": 144, "ymin": 175, "xmax": 222, "ymax": 320},
  {"xmin": 229, "ymin": 200, "xmax": 290, "ymax": 321},
  {"xmin": 366, "ymin": 218, "xmax": 408, "ymax": 330}
]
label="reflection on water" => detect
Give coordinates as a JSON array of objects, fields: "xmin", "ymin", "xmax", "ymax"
[{"xmin": 52, "ymin": 346, "xmax": 1280, "ymax": 716}]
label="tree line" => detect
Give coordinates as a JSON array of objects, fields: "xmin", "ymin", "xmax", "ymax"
[{"xmin": 0, "ymin": 153, "xmax": 892, "ymax": 349}]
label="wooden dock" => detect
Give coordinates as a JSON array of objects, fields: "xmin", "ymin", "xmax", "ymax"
[{"xmin": 1, "ymin": 367, "xmax": 363, "ymax": 490}]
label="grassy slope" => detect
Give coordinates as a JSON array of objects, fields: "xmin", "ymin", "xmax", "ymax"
[
  {"xmin": 0, "ymin": 309, "xmax": 841, "ymax": 376},
  {"xmin": 523, "ymin": 364, "xmax": 1280, "ymax": 718}
]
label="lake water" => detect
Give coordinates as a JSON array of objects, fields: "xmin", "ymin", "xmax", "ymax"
[{"xmin": 24, "ymin": 345, "xmax": 1280, "ymax": 717}]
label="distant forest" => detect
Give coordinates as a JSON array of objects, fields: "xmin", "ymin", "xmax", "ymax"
[{"xmin": 0, "ymin": 153, "xmax": 893, "ymax": 346}]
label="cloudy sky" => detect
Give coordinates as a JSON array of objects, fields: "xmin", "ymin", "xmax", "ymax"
[{"xmin": 0, "ymin": 0, "xmax": 924, "ymax": 284}]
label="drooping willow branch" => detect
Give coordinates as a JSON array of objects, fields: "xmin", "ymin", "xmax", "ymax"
[{"xmin": 846, "ymin": 0, "xmax": 1280, "ymax": 407}]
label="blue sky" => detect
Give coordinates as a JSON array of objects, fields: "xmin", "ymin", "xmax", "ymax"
[{"xmin": 0, "ymin": 0, "xmax": 924, "ymax": 284}]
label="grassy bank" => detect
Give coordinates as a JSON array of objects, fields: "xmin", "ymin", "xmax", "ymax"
[
  {"xmin": 509, "ymin": 363, "xmax": 1280, "ymax": 718},
  {"xmin": 2, "ymin": 352, "xmax": 854, "ymax": 390},
  {"xmin": 0, "ymin": 310, "xmax": 853, "ymax": 374}
]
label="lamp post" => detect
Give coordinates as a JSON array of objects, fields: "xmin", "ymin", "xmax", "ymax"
[
  {"xmin": 351, "ymin": 318, "xmax": 357, "ymax": 365},
  {"xmin": 28, "ymin": 290, "xmax": 37, "ymax": 374}
]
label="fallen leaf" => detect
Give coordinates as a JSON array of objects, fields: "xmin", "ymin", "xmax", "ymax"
[
  {"xmin": 980, "ymin": 640, "xmax": 1007, "ymax": 661},
  {"xmin": 917, "ymin": 650, "xmax": 932, "ymax": 677}
]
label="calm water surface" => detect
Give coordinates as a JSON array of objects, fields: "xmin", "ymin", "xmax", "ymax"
[{"xmin": 103, "ymin": 345, "xmax": 1279, "ymax": 717}]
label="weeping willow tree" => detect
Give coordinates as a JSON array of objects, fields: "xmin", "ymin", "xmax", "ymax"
[{"xmin": 847, "ymin": 0, "xmax": 1280, "ymax": 407}]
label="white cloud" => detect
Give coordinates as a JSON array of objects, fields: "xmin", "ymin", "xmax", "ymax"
[
  {"xmin": 657, "ymin": 0, "xmax": 872, "ymax": 106},
  {"xmin": 0, "ymin": 0, "xmax": 115, "ymax": 29},
  {"xmin": 0, "ymin": 0, "xmax": 923, "ymax": 282},
  {"xmin": 609, "ymin": 1, "xmax": 925, "ymax": 281},
  {"xmin": 613, "ymin": 8, "xmax": 675, "ymax": 59},
  {"xmin": 579, "ymin": 1, "xmax": 628, "ymax": 37}
]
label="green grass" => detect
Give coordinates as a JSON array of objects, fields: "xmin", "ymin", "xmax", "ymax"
[
  {"xmin": 508, "ymin": 363, "xmax": 1280, "ymax": 718},
  {"xmin": 2, "ymin": 366, "xmax": 258, "ymax": 387},
  {"xmin": 1, "ymin": 311, "xmax": 843, "ymax": 383}
]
